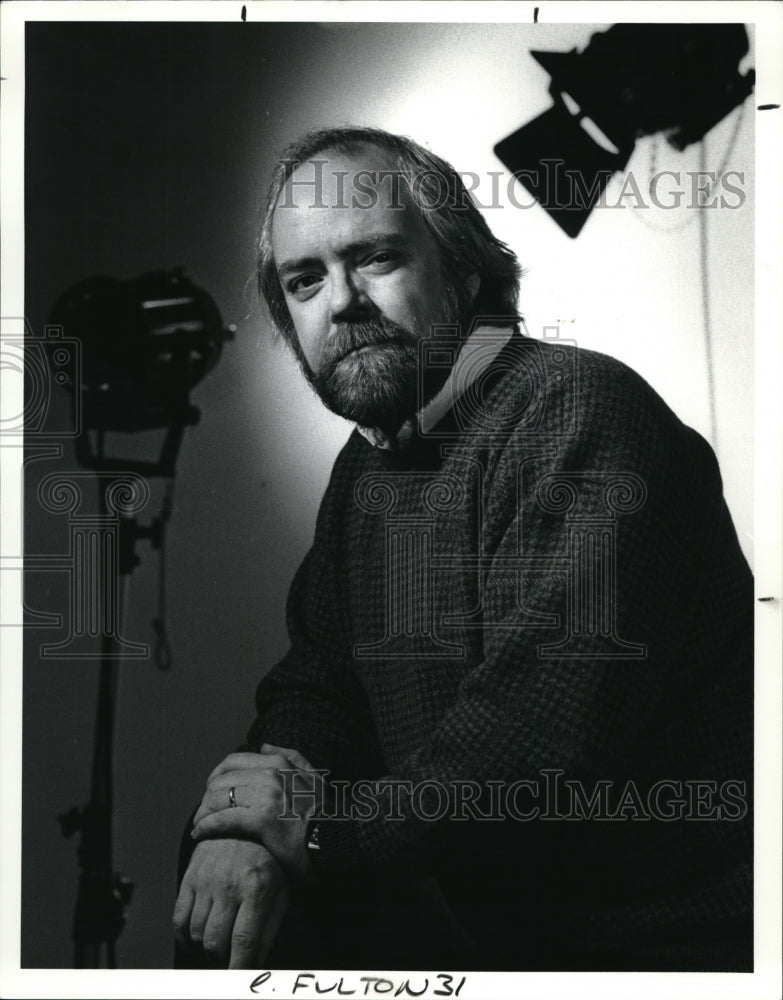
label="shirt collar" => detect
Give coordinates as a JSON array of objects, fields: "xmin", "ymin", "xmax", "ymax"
[{"xmin": 357, "ymin": 324, "xmax": 516, "ymax": 452}]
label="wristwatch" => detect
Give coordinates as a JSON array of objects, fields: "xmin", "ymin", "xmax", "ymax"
[{"xmin": 306, "ymin": 818, "xmax": 321, "ymax": 853}]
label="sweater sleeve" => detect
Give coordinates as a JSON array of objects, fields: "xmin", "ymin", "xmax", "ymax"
[
  {"xmin": 243, "ymin": 436, "xmax": 386, "ymax": 782},
  {"xmin": 310, "ymin": 355, "xmax": 753, "ymax": 879}
]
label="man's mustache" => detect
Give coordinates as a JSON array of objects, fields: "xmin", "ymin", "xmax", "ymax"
[{"xmin": 318, "ymin": 320, "xmax": 415, "ymax": 375}]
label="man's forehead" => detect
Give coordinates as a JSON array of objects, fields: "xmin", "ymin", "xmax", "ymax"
[{"xmin": 271, "ymin": 147, "xmax": 427, "ymax": 257}]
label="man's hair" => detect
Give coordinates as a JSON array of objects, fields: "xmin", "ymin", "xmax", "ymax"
[{"xmin": 257, "ymin": 126, "xmax": 522, "ymax": 345}]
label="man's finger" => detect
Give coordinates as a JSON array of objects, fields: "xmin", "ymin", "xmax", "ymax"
[
  {"xmin": 239, "ymin": 752, "xmax": 293, "ymax": 774},
  {"xmin": 189, "ymin": 891, "xmax": 213, "ymax": 950},
  {"xmin": 228, "ymin": 897, "xmax": 270, "ymax": 969},
  {"xmin": 193, "ymin": 783, "xmax": 251, "ymax": 826},
  {"xmin": 194, "ymin": 780, "xmax": 285, "ymax": 831},
  {"xmin": 208, "ymin": 753, "xmax": 271, "ymax": 781},
  {"xmin": 260, "ymin": 743, "xmax": 314, "ymax": 772},
  {"xmin": 202, "ymin": 897, "xmax": 238, "ymax": 963},
  {"xmin": 172, "ymin": 882, "xmax": 196, "ymax": 950},
  {"xmin": 204, "ymin": 769, "xmax": 277, "ymax": 797},
  {"xmin": 256, "ymin": 882, "xmax": 291, "ymax": 965},
  {"xmin": 192, "ymin": 809, "xmax": 256, "ymax": 841}
]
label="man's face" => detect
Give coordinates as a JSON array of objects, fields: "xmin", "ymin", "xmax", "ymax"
[{"xmin": 271, "ymin": 147, "xmax": 465, "ymax": 431}]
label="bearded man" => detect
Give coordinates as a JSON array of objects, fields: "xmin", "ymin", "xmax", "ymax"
[{"xmin": 173, "ymin": 127, "xmax": 753, "ymax": 973}]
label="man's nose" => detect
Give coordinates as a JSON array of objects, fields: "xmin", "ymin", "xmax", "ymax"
[{"xmin": 329, "ymin": 267, "xmax": 374, "ymax": 322}]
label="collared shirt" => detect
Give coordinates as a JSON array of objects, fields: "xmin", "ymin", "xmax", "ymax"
[{"xmin": 357, "ymin": 324, "xmax": 516, "ymax": 451}]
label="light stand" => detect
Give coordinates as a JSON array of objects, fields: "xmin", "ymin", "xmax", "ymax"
[{"xmin": 52, "ymin": 269, "xmax": 233, "ymax": 967}]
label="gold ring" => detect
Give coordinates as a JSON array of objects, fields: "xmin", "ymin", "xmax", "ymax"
[{"xmin": 229, "ymin": 786, "xmax": 237, "ymax": 808}]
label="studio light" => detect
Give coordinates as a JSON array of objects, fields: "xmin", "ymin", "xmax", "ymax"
[
  {"xmin": 49, "ymin": 268, "xmax": 233, "ymax": 475},
  {"xmin": 494, "ymin": 24, "xmax": 755, "ymax": 237}
]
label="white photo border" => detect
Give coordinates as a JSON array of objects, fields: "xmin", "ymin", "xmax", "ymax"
[{"xmin": 1, "ymin": 2, "xmax": 780, "ymax": 998}]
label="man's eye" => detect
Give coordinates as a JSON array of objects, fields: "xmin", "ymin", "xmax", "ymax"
[
  {"xmin": 288, "ymin": 274, "xmax": 322, "ymax": 294},
  {"xmin": 363, "ymin": 251, "xmax": 400, "ymax": 269}
]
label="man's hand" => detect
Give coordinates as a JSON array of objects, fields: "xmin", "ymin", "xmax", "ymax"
[
  {"xmin": 191, "ymin": 743, "xmax": 323, "ymax": 880},
  {"xmin": 173, "ymin": 838, "xmax": 289, "ymax": 969}
]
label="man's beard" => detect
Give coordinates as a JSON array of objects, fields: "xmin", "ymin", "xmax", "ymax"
[{"xmin": 299, "ymin": 281, "xmax": 468, "ymax": 434}]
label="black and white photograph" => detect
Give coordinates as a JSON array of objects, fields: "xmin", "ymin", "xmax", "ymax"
[{"xmin": 0, "ymin": 2, "xmax": 781, "ymax": 998}]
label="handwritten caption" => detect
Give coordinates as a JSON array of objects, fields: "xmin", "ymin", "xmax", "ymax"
[{"xmin": 250, "ymin": 971, "xmax": 468, "ymax": 997}]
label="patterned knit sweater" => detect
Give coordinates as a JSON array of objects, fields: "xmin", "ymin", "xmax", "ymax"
[{"xmin": 245, "ymin": 333, "xmax": 753, "ymax": 971}]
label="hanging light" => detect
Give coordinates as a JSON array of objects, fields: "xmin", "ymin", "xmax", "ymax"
[{"xmin": 494, "ymin": 24, "xmax": 755, "ymax": 237}]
